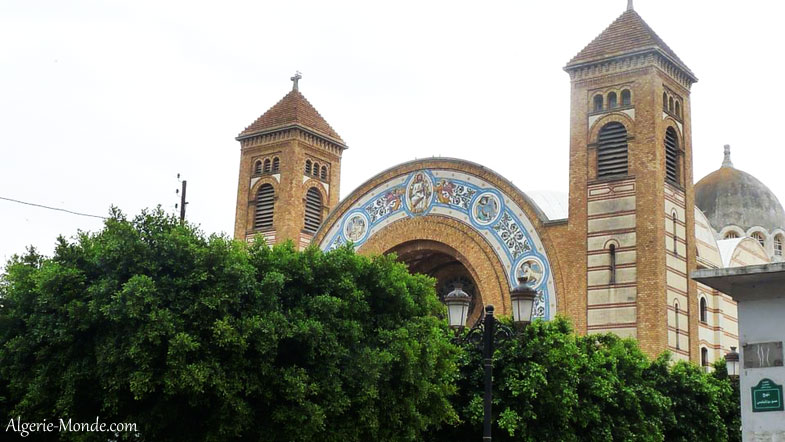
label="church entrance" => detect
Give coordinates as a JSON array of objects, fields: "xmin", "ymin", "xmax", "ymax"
[{"xmin": 387, "ymin": 240, "xmax": 482, "ymax": 323}]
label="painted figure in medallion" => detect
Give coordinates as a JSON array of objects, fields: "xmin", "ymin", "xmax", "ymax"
[
  {"xmin": 475, "ymin": 194, "xmax": 500, "ymax": 223},
  {"xmin": 435, "ymin": 179, "xmax": 455, "ymax": 204},
  {"xmin": 516, "ymin": 258, "xmax": 544, "ymax": 288},
  {"xmin": 408, "ymin": 172, "xmax": 432, "ymax": 214},
  {"xmin": 344, "ymin": 214, "xmax": 367, "ymax": 242}
]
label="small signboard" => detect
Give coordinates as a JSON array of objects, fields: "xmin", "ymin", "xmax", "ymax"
[{"xmin": 751, "ymin": 378, "xmax": 783, "ymax": 413}]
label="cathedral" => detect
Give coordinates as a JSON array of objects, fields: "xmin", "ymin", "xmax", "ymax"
[{"xmin": 232, "ymin": 4, "xmax": 785, "ymax": 366}]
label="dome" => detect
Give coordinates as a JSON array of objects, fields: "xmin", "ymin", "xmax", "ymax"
[{"xmin": 695, "ymin": 145, "xmax": 785, "ymax": 233}]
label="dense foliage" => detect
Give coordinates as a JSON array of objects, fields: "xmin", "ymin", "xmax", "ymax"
[
  {"xmin": 0, "ymin": 209, "xmax": 458, "ymax": 441},
  {"xmin": 431, "ymin": 318, "xmax": 741, "ymax": 442}
]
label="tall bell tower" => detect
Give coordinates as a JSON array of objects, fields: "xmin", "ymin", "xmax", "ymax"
[
  {"xmin": 563, "ymin": 3, "xmax": 699, "ymax": 361},
  {"xmin": 234, "ymin": 74, "xmax": 347, "ymax": 248}
]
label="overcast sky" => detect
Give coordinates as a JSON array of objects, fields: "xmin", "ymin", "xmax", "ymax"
[{"xmin": 2, "ymin": 0, "xmax": 784, "ymax": 265}]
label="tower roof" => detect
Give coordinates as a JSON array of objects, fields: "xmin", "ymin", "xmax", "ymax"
[
  {"xmin": 565, "ymin": 9, "xmax": 696, "ymax": 81},
  {"xmin": 238, "ymin": 89, "xmax": 345, "ymax": 144}
]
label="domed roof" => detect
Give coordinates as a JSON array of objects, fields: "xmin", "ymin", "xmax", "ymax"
[{"xmin": 695, "ymin": 145, "xmax": 785, "ymax": 232}]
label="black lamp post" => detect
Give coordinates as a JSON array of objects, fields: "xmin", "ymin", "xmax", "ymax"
[{"xmin": 444, "ymin": 280, "xmax": 537, "ymax": 442}]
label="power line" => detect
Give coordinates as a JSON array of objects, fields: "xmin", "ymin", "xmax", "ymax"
[{"xmin": 0, "ymin": 196, "xmax": 107, "ymax": 220}]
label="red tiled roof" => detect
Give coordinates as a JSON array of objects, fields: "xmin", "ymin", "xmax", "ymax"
[
  {"xmin": 566, "ymin": 9, "xmax": 695, "ymax": 79},
  {"xmin": 238, "ymin": 89, "xmax": 345, "ymax": 143}
]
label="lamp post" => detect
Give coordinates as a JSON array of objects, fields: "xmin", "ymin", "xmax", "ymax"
[
  {"xmin": 444, "ymin": 280, "xmax": 537, "ymax": 442},
  {"xmin": 726, "ymin": 346, "xmax": 740, "ymax": 377}
]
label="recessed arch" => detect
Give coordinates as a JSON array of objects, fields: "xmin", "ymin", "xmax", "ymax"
[
  {"xmin": 314, "ymin": 158, "xmax": 563, "ymax": 320},
  {"xmin": 621, "ymin": 89, "xmax": 631, "ymax": 106}
]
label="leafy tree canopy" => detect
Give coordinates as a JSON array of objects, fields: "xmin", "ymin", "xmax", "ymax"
[{"xmin": 0, "ymin": 208, "xmax": 458, "ymax": 441}]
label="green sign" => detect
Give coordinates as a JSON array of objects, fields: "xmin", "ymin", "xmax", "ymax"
[{"xmin": 751, "ymin": 378, "xmax": 783, "ymax": 413}]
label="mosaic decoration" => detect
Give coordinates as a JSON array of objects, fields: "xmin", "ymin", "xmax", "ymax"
[
  {"xmin": 473, "ymin": 192, "xmax": 502, "ymax": 226},
  {"xmin": 343, "ymin": 212, "xmax": 369, "ymax": 243},
  {"xmin": 493, "ymin": 212, "xmax": 531, "ymax": 259},
  {"xmin": 515, "ymin": 257, "xmax": 544, "ymax": 289},
  {"xmin": 365, "ymin": 187, "xmax": 405, "ymax": 223},
  {"xmin": 320, "ymin": 168, "xmax": 555, "ymax": 319},
  {"xmin": 406, "ymin": 171, "xmax": 433, "ymax": 215},
  {"xmin": 435, "ymin": 179, "xmax": 476, "ymax": 209}
]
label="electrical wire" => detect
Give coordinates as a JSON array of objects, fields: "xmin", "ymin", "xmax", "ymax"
[{"xmin": 0, "ymin": 196, "xmax": 108, "ymax": 220}]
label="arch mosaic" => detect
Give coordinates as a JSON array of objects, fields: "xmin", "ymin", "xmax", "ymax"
[{"xmin": 317, "ymin": 166, "xmax": 557, "ymax": 319}]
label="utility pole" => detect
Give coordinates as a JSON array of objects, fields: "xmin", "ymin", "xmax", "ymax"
[{"xmin": 179, "ymin": 180, "xmax": 188, "ymax": 223}]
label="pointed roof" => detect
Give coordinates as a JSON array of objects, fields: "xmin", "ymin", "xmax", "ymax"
[
  {"xmin": 565, "ymin": 9, "xmax": 696, "ymax": 81},
  {"xmin": 238, "ymin": 89, "xmax": 345, "ymax": 144}
]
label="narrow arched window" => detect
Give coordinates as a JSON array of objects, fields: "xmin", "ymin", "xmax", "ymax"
[
  {"xmin": 701, "ymin": 347, "xmax": 709, "ymax": 367},
  {"xmin": 304, "ymin": 187, "xmax": 322, "ymax": 232},
  {"xmin": 263, "ymin": 159, "xmax": 271, "ymax": 173},
  {"xmin": 700, "ymin": 297, "xmax": 708, "ymax": 323},
  {"xmin": 305, "ymin": 160, "xmax": 312, "ymax": 175},
  {"xmin": 272, "ymin": 157, "xmax": 280, "ymax": 172},
  {"xmin": 663, "ymin": 92, "xmax": 668, "ymax": 111},
  {"xmin": 621, "ymin": 89, "xmax": 631, "ymax": 106},
  {"xmin": 609, "ymin": 244, "xmax": 617, "ymax": 285},
  {"xmin": 254, "ymin": 160, "xmax": 262, "ymax": 175},
  {"xmin": 752, "ymin": 232, "xmax": 765, "ymax": 248},
  {"xmin": 254, "ymin": 184, "xmax": 275, "ymax": 230},
  {"xmin": 674, "ymin": 301, "xmax": 680, "ymax": 350},
  {"xmin": 597, "ymin": 122, "xmax": 628, "ymax": 178},
  {"xmin": 675, "ymin": 101, "xmax": 681, "ymax": 118},
  {"xmin": 665, "ymin": 127, "xmax": 679, "ymax": 184},
  {"xmin": 593, "ymin": 95, "xmax": 603, "ymax": 112},
  {"xmin": 312, "ymin": 162, "xmax": 320, "ymax": 177},
  {"xmin": 608, "ymin": 92, "xmax": 617, "ymax": 108},
  {"xmin": 672, "ymin": 212, "xmax": 679, "ymax": 255},
  {"xmin": 669, "ymin": 97, "xmax": 674, "ymax": 113},
  {"xmin": 775, "ymin": 235, "xmax": 783, "ymax": 256},
  {"xmin": 320, "ymin": 165, "xmax": 327, "ymax": 180}
]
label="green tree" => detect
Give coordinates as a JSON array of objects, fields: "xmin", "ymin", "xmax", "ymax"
[{"xmin": 0, "ymin": 208, "xmax": 458, "ymax": 441}]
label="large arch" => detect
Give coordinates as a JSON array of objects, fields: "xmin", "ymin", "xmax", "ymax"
[{"xmin": 314, "ymin": 158, "xmax": 561, "ymax": 319}]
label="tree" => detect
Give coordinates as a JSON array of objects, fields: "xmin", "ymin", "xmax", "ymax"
[{"xmin": 0, "ymin": 208, "xmax": 458, "ymax": 441}]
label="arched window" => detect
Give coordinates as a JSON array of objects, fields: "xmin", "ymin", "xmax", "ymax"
[
  {"xmin": 272, "ymin": 157, "xmax": 280, "ymax": 172},
  {"xmin": 263, "ymin": 159, "xmax": 272, "ymax": 173},
  {"xmin": 305, "ymin": 160, "xmax": 312, "ymax": 175},
  {"xmin": 672, "ymin": 212, "xmax": 679, "ymax": 255},
  {"xmin": 593, "ymin": 95, "xmax": 603, "ymax": 112},
  {"xmin": 608, "ymin": 92, "xmax": 618, "ymax": 108},
  {"xmin": 701, "ymin": 347, "xmax": 709, "ymax": 367},
  {"xmin": 597, "ymin": 122, "xmax": 628, "ymax": 178},
  {"xmin": 320, "ymin": 165, "xmax": 327, "ymax": 180},
  {"xmin": 254, "ymin": 184, "xmax": 275, "ymax": 230},
  {"xmin": 675, "ymin": 101, "xmax": 681, "ymax": 118},
  {"xmin": 775, "ymin": 235, "xmax": 783, "ymax": 256},
  {"xmin": 304, "ymin": 187, "xmax": 322, "ymax": 232},
  {"xmin": 312, "ymin": 162, "xmax": 320, "ymax": 177},
  {"xmin": 752, "ymin": 232, "xmax": 765, "ymax": 248},
  {"xmin": 724, "ymin": 231, "xmax": 739, "ymax": 239},
  {"xmin": 700, "ymin": 297, "xmax": 708, "ymax": 323},
  {"xmin": 674, "ymin": 301, "xmax": 680, "ymax": 350},
  {"xmin": 621, "ymin": 89, "xmax": 631, "ymax": 106},
  {"xmin": 669, "ymin": 97, "xmax": 674, "ymax": 113},
  {"xmin": 663, "ymin": 92, "xmax": 668, "ymax": 111},
  {"xmin": 665, "ymin": 127, "xmax": 679, "ymax": 184},
  {"xmin": 609, "ymin": 243, "xmax": 617, "ymax": 285},
  {"xmin": 254, "ymin": 160, "xmax": 262, "ymax": 175}
]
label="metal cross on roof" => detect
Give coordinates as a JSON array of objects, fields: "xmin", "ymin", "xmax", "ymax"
[{"xmin": 291, "ymin": 71, "xmax": 302, "ymax": 91}]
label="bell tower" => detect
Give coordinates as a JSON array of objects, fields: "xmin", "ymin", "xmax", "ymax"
[
  {"xmin": 563, "ymin": 3, "xmax": 699, "ymax": 361},
  {"xmin": 234, "ymin": 74, "xmax": 347, "ymax": 248}
]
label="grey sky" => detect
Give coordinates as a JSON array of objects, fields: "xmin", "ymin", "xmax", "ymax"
[{"xmin": 2, "ymin": 0, "xmax": 783, "ymax": 264}]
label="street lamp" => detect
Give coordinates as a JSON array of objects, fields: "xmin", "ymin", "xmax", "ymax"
[
  {"xmin": 443, "ymin": 278, "xmax": 536, "ymax": 442},
  {"xmin": 726, "ymin": 346, "xmax": 740, "ymax": 377}
]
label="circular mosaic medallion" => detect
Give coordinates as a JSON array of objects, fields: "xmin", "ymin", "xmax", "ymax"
[
  {"xmin": 472, "ymin": 192, "xmax": 502, "ymax": 226},
  {"xmin": 406, "ymin": 171, "xmax": 433, "ymax": 215},
  {"xmin": 342, "ymin": 212, "xmax": 369, "ymax": 243},
  {"xmin": 514, "ymin": 257, "xmax": 545, "ymax": 290}
]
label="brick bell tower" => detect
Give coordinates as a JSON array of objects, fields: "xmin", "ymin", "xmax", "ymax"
[
  {"xmin": 563, "ymin": 2, "xmax": 699, "ymax": 361},
  {"xmin": 234, "ymin": 73, "xmax": 347, "ymax": 248}
]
